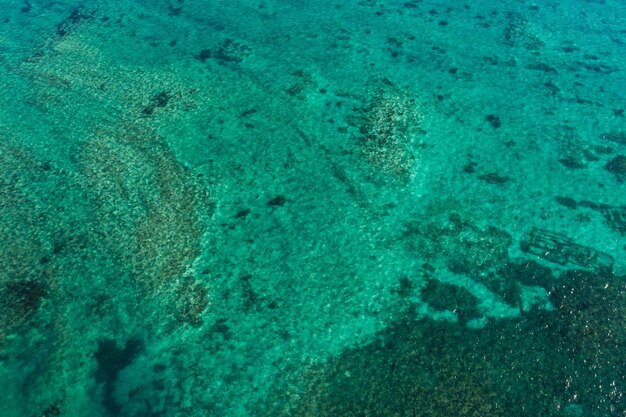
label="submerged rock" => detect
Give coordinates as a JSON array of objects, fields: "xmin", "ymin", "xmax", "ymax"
[{"xmin": 605, "ymin": 155, "xmax": 626, "ymax": 182}]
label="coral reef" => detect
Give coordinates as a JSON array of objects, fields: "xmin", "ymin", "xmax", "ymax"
[
  {"xmin": 172, "ymin": 277, "xmax": 210, "ymax": 327},
  {"xmin": 404, "ymin": 212, "xmax": 512, "ymax": 282},
  {"xmin": 268, "ymin": 269, "xmax": 626, "ymax": 416},
  {"xmin": 0, "ymin": 141, "xmax": 58, "ymax": 350},
  {"xmin": 542, "ymin": 269, "xmax": 626, "ymax": 415},
  {"xmin": 2, "ymin": 25, "xmax": 216, "ymax": 415},
  {"xmin": 78, "ymin": 122, "xmax": 213, "ymax": 290},
  {"xmin": 420, "ymin": 278, "xmax": 481, "ymax": 324},
  {"xmin": 271, "ymin": 319, "xmax": 531, "ymax": 416},
  {"xmin": 502, "ymin": 12, "xmax": 545, "ymax": 50},
  {"xmin": 358, "ymin": 81, "xmax": 422, "ymax": 181}
]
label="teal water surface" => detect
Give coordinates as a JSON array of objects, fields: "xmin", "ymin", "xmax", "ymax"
[{"xmin": 1, "ymin": 0, "xmax": 625, "ymax": 416}]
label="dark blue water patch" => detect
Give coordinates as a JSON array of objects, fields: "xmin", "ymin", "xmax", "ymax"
[{"xmin": 94, "ymin": 337, "xmax": 144, "ymax": 416}]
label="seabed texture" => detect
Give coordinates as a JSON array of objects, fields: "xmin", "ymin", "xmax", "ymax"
[{"xmin": 1, "ymin": 0, "xmax": 625, "ymax": 416}]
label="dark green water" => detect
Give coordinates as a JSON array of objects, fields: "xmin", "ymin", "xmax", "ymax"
[{"xmin": 1, "ymin": 0, "xmax": 625, "ymax": 416}]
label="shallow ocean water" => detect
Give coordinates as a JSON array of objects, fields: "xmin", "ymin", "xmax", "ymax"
[{"xmin": 0, "ymin": 0, "xmax": 625, "ymax": 416}]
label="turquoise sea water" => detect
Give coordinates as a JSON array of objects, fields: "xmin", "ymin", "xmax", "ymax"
[{"xmin": 1, "ymin": 0, "xmax": 625, "ymax": 415}]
